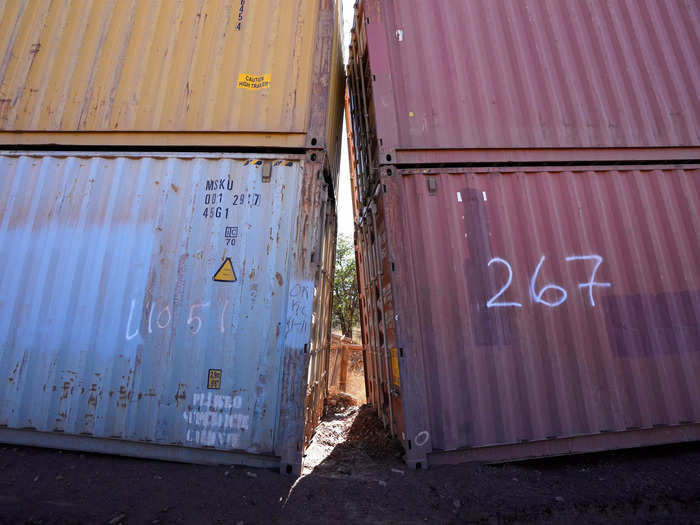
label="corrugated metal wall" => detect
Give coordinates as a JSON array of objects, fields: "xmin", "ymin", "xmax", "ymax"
[
  {"xmin": 0, "ymin": 0, "xmax": 344, "ymax": 160},
  {"xmin": 0, "ymin": 152, "xmax": 334, "ymax": 470},
  {"xmin": 349, "ymin": 0, "xmax": 700, "ymax": 467},
  {"xmin": 368, "ymin": 165, "xmax": 700, "ymax": 461},
  {"xmin": 350, "ymin": 0, "xmax": 700, "ymax": 162}
]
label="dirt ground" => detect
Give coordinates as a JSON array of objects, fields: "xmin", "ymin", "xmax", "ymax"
[{"xmin": 0, "ymin": 399, "xmax": 698, "ymax": 524}]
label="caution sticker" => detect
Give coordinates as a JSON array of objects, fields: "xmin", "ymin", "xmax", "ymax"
[
  {"xmin": 237, "ymin": 73, "xmax": 271, "ymax": 90},
  {"xmin": 213, "ymin": 258, "xmax": 237, "ymax": 282},
  {"xmin": 208, "ymin": 369, "xmax": 222, "ymax": 389}
]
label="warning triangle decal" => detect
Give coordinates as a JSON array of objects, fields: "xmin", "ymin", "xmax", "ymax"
[{"xmin": 213, "ymin": 258, "xmax": 237, "ymax": 282}]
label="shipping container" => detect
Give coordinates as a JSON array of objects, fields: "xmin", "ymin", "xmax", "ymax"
[
  {"xmin": 348, "ymin": 0, "xmax": 700, "ymax": 197},
  {"xmin": 0, "ymin": 150, "xmax": 336, "ymax": 474},
  {"xmin": 348, "ymin": 0, "xmax": 700, "ymax": 467},
  {"xmin": 354, "ymin": 164, "xmax": 700, "ymax": 467},
  {"xmin": 0, "ymin": 0, "xmax": 345, "ymax": 178}
]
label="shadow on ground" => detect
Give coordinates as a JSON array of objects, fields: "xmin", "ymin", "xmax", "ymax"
[{"xmin": 0, "ymin": 403, "xmax": 698, "ymax": 524}]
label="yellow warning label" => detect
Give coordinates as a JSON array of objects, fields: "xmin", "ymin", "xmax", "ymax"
[
  {"xmin": 237, "ymin": 73, "xmax": 271, "ymax": 90},
  {"xmin": 208, "ymin": 369, "xmax": 222, "ymax": 389},
  {"xmin": 213, "ymin": 258, "xmax": 237, "ymax": 282},
  {"xmin": 390, "ymin": 348, "xmax": 401, "ymax": 388}
]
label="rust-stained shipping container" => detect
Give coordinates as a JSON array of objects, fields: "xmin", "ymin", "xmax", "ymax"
[
  {"xmin": 348, "ymin": 0, "xmax": 700, "ymax": 467},
  {"xmin": 355, "ymin": 164, "xmax": 700, "ymax": 467},
  {"xmin": 0, "ymin": 150, "xmax": 336, "ymax": 474},
  {"xmin": 348, "ymin": 0, "xmax": 700, "ymax": 200},
  {"xmin": 0, "ymin": 0, "xmax": 345, "ymax": 176},
  {"xmin": 0, "ymin": 0, "xmax": 345, "ymax": 473}
]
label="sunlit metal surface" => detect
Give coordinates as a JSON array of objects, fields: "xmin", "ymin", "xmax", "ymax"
[
  {"xmin": 349, "ymin": 0, "xmax": 700, "ymax": 165},
  {"xmin": 0, "ymin": 0, "xmax": 344, "ymax": 168},
  {"xmin": 0, "ymin": 151, "xmax": 334, "ymax": 471},
  {"xmin": 356, "ymin": 165, "xmax": 700, "ymax": 464}
]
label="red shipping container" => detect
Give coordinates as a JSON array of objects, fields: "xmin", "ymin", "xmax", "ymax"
[
  {"xmin": 348, "ymin": 0, "xmax": 700, "ymax": 169},
  {"xmin": 354, "ymin": 164, "xmax": 700, "ymax": 467}
]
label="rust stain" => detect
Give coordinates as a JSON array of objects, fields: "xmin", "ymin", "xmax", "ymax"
[
  {"xmin": 350, "ymin": 0, "xmax": 700, "ymax": 156},
  {"xmin": 60, "ymin": 382, "xmax": 70, "ymax": 399},
  {"xmin": 0, "ymin": 151, "xmax": 338, "ymax": 465},
  {"xmin": 170, "ymin": 183, "xmax": 179, "ymax": 193},
  {"xmin": 356, "ymin": 164, "xmax": 700, "ymax": 460},
  {"xmin": 118, "ymin": 386, "xmax": 128, "ymax": 408},
  {"xmin": 0, "ymin": 99, "xmax": 12, "ymax": 122},
  {"xmin": 174, "ymin": 383, "xmax": 187, "ymax": 407},
  {"xmin": 87, "ymin": 384, "xmax": 98, "ymax": 408}
]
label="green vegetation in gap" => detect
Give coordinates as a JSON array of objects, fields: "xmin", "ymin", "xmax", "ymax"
[{"xmin": 332, "ymin": 234, "xmax": 359, "ymax": 338}]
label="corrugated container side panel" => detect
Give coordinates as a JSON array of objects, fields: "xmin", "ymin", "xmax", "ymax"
[
  {"xmin": 0, "ymin": 152, "xmax": 331, "ymax": 470},
  {"xmin": 353, "ymin": 237, "xmax": 370, "ymax": 403},
  {"xmin": 356, "ymin": 227, "xmax": 377, "ymax": 409},
  {"xmin": 351, "ymin": 0, "xmax": 700, "ymax": 158},
  {"xmin": 322, "ymin": 0, "xmax": 346, "ymax": 184},
  {"xmin": 358, "ymin": 219, "xmax": 384, "ymax": 418},
  {"xmin": 346, "ymin": 91, "xmax": 372, "ymax": 402},
  {"xmin": 344, "ymin": 87, "xmax": 361, "ymax": 224},
  {"xmin": 271, "ymin": 154, "xmax": 335, "ymax": 472},
  {"xmin": 364, "ymin": 166, "xmax": 700, "ymax": 459},
  {"xmin": 303, "ymin": 206, "xmax": 336, "ymax": 445},
  {"xmin": 0, "ymin": 0, "xmax": 343, "ymax": 153}
]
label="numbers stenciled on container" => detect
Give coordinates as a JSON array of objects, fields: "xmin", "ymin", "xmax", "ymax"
[
  {"xmin": 486, "ymin": 254, "xmax": 611, "ymax": 309},
  {"xmin": 486, "ymin": 258, "xmax": 523, "ymax": 308},
  {"xmin": 187, "ymin": 302, "xmax": 211, "ymax": 334},
  {"xmin": 202, "ymin": 207, "xmax": 228, "ymax": 219},
  {"xmin": 564, "ymin": 255, "xmax": 611, "ymax": 306},
  {"xmin": 530, "ymin": 256, "xmax": 568, "ymax": 307},
  {"xmin": 200, "ymin": 176, "xmax": 261, "ymax": 218},
  {"xmin": 204, "ymin": 193, "xmax": 223, "ymax": 205},
  {"xmin": 126, "ymin": 299, "xmax": 234, "ymax": 340},
  {"xmin": 235, "ymin": 0, "xmax": 246, "ymax": 31},
  {"xmin": 232, "ymin": 193, "xmax": 261, "ymax": 206}
]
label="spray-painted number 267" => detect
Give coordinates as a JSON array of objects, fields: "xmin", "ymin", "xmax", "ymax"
[{"xmin": 486, "ymin": 254, "xmax": 611, "ymax": 309}]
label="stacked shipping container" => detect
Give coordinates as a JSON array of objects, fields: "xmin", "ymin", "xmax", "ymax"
[
  {"xmin": 0, "ymin": 0, "xmax": 344, "ymax": 474},
  {"xmin": 348, "ymin": 0, "xmax": 700, "ymax": 468}
]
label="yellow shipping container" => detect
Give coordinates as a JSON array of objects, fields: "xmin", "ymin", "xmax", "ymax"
[{"xmin": 0, "ymin": 0, "xmax": 344, "ymax": 169}]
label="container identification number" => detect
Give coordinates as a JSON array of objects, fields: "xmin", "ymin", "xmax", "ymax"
[
  {"xmin": 235, "ymin": 0, "xmax": 246, "ymax": 31},
  {"xmin": 486, "ymin": 254, "xmax": 611, "ymax": 308},
  {"xmin": 201, "ymin": 191, "xmax": 261, "ymax": 219},
  {"xmin": 125, "ymin": 299, "xmax": 233, "ymax": 340}
]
